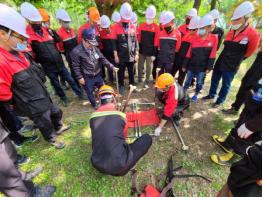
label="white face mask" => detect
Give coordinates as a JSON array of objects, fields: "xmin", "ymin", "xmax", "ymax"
[
  {"xmin": 231, "ymin": 23, "xmax": 242, "ymax": 30},
  {"xmin": 146, "ymin": 19, "xmax": 154, "ymax": 24}
]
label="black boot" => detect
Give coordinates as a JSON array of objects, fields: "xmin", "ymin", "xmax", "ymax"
[{"xmin": 32, "ymin": 186, "xmax": 56, "ymax": 197}]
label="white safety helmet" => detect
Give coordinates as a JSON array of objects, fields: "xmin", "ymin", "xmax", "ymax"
[
  {"xmin": 188, "ymin": 16, "xmax": 201, "ymax": 30},
  {"xmin": 120, "ymin": 2, "xmax": 133, "ymax": 21},
  {"xmin": 100, "ymin": 15, "xmax": 111, "ymax": 28},
  {"xmin": 162, "ymin": 11, "xmax": 175, "ymax": 25},
  {"xmin": 199, "ymin": 14, "xmax": 214, "ymax": 28},
  {"xmin": 159, "ymin": 11, "xmax": 167, "ymax": 24},
  {"xmin": 209, "ymin": 9, "xmax": 220, "ymax": 20},
  {"xmin": 131, "ymin": 12, "xmax": 138, "ymax": 24},
  {"xmin": 231, "ymin": 1, "xmax": 254, "ymax": 20},
  {"xmin": 187, "ymin": 8, "xmax": 198, "ymax": 17},
  {"xmin": 145, "ymin": 5, "xmax": 156, "ymax": 19},
  {"xmin": 20, "ymin": 2, "xmax": 42, "ymax": 22},
  {"xmin": 56, "ymin": 9, "xmax": 71, "ymax": 22},
  {"xmin": 0, "ymin": 4, "xmax": 28, "ymax": 38},
  {"xmin": 111, "ymin": 11, "xmax": 121, "ymax": 23}
]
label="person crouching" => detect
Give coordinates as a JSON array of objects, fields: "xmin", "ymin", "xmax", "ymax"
[{"xmin": 89, "ymin": 85, "xmax": 152, "ymax": 176}]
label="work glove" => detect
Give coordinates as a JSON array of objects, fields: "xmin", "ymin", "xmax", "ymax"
[
  {"xmin": 154, "ymin": 127, "xmax": 162, "ymax": 136},
  {"xmin": 151, "ymin": 56, "xmax": 156, "ymax": 61},
  {"xmin": 237, "ymin": 123, "xmax": 253, "ymax": 139}
]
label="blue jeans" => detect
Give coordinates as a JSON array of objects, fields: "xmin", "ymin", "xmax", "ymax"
[
  {"xmin": 184, "ymin": 71, "xmax": 205, "ymax": 94},
  {"xmin": 83, "ymin": 75, "xmax": 104, "ymax": 107},
  {"xmin": 208, "ymin": 70, "xmax": 236, "ymax": 104},
  {"xmin": 47, "ymin": 66, "xmax": 82, "ymax": 99}
]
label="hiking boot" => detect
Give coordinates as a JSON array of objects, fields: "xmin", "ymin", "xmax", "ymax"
[
  {"xmin": 222, "ymin": 107, "xmax": 239, "ymax": 115},
  {"xmin": 61, "ymin": 97, "xmax": 68, "ymax": 107},
  {"xmin": 56, "ymin": 124, "xmax": 71, "ymax": 135},
  {"xmin": 18, "ymin": 124, "xmax": 35, "ymax": 133},
  {"xmin": 16, "ymin": 154, "xmax": 30, "ymax": 166},
  {"xmin": 202, "ymin": 95, "xmax": 214, "ymax": 100},
  {"xmin": 32, "ymin": 185, "xmax": 56, "ymax": 197},
  {"xmin": 212, "ymin": 102, "xmax": 222, "ymax": 108},
  {"xmin": 49, "ymin": 140, "xmax": 65, "ymax": 149},
  {"xmin": 210, "ymin": 152, "xmax": 234, "ymax": 166},
  {"xmin": 212, "ymin": 135, "xmax": 232, "ymax": 153},
  {"xmin": 15, "ymin": 135, "xmax": 39, "ymax": 148},
  {"xmin": 25, "ymin": 166, "xmax": 43, "ymax": 181},
  {"xmin": 191, "ymin": 95, "xmax": 198, "ymax": 103}
]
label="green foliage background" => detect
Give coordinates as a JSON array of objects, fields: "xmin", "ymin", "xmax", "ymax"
[{"xmin": 1, "ymin": 0, "xmax": 262, "ymax": 31}]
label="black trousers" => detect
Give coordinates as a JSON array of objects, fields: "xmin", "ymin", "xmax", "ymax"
[
  {"xmin": 0, "ymin": 138, "xmax": 33, "ymax": 197},
  {"xmin": 231, "ymin": 82, "xmax": 251, "ymax": 111},
  {"xmin": 222, "ymin": 108, "xmax": 261, "ymax": 156},
  {"xmin": 117, "ymin": 134, "xmax": 152, "ymax": 176},
  {"xmin": 173, "ymin": 65, "xmax": 187, "ymax": 86},
  {"xmin": 0, "ymin": 104, "xmax": 26, "ymax": 144},
  {"xmin": 118, "ymin": 62, "xmax": 135, "ymax": 86},
  {"xmin": 29, "ymin": 104, "xmax": 62, "ymax": 142}
]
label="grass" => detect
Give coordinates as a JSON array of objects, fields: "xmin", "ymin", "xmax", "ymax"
[{"xmin": 1, "ymin": 53, "xmax": 256, "ymax": 197}]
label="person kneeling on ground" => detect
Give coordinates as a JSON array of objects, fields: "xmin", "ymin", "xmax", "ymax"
[
  {"xmin": 217, "ymin": 141, "xmax": 261, "ymax": 197},
  {"xmin": 211, "ymin": 79, "xmax": 262, "ymax": 165},
  {"xmin": 154, "ymin": 73, "xmax": 190, "ymax": 136},
  {"xmin": 89, "ymin": 85, "xmax": 152, "ymax": 176}
]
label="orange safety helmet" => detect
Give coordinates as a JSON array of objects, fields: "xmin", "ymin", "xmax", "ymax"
[
  {"xmin": 38, "ymin": 8, "xmax": 50, "ymax": 22},
  {"xmin": 98, "ymin": 85, "xmax": 116, "ymax": 96},
  {"xmin": 87, "ymin": 7, "xmax": 100, "ymax": 23},
  {"xmin": 155, "ymin": 73, "xmax": 175, "ymax": 89}
]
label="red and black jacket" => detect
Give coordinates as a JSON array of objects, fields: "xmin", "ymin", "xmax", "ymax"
[
  {"xmin": 77, "ymin": 22, "xmax": 100, "ymax": 44},
  {"xmin": 113, "ymin": 22, "xmax": 138, "ymax": 63},
  {"xmin": 137, "ymin": 22, "xmax": 159, "ymax": 56},
  {"xmin": 99, "ymin": 27, "xmax": 116, "ymax": 62},
  {"xmin": 0, "ymin": 47, "xmax": 51, "ymax": 117},
  {"xmin": 175, "ymin": 32, "xmax": 198, "ymax": 67},
  {"xmin": 156, "ymin": 83, "xmax": 185, "ymax": 120},
  {"xmin": 156, "ymin": 29, "xmax": 181, "ymax": 64},
  {"xmin": 214, "ymin": 25, "xmax": 260, "ymax": 72},
  {"xmin": 57, "ymin": 26, "xmax": 78, "ymax": 64},
  {"xmin": 89, "ymin": 103, "xmax": 132, "ymax": 176},
  {"xmin": 183, "ymin": 33, "xmax": 218, "ymax": 72},
  {"xmin": 211, "ymin": 26, "xmax": 224, "ymax": 50},
  {"xmin": 27, "ymin": 25, "xmax": 65, "ymax": 72},
  {"xmin": 178, "ymin": 24, "xmax": 188, "ymax": 37}
]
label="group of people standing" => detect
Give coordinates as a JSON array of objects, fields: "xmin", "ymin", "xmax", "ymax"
[{"xmin": 0, "ymin": 1, "xmax": 261, "ymax": 197}]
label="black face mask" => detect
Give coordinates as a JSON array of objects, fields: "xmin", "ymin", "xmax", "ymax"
[
  {"xmin": 164, "ymin": 26, "xmax": 173, "ymax": 34},
  {"xmin": 185, "ymin": 18, "xmax": 191, "ymax": 25},
  {"xmin": 31, "ymin": 24, "xmax": 42, "ymax": 31},
  {"xmin": 121, "ymin": 22, "xmax": 129, "ymax": 29}
]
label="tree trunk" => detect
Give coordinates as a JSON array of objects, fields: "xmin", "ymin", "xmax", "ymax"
[
  {"xmin": 210, "ymin": 0, "xmax": 217, "ymax": 10},
  {"xmin": 95, "ymin": 0, "xmax": 126, "ymax": 16},
  {"xmin": 193, "ymin": 0, "xmax": 201, "ymax": 11}
]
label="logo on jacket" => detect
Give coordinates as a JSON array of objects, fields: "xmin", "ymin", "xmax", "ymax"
[
  {"xmin": 239, "ymin": 37, "xmax": 248, "ymax": 45},
  {"xmin": 208, "ymin": 42, "xmax": 212, "ymax": 47}
]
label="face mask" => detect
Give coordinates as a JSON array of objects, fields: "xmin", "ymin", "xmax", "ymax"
[
  {"xmin": 121, "ymin": 22, "xmax": 129, "ymax": 31},
  {"xmin": 164, "ymin": 26, "xmax": 173, "ymax": 34},
  {"xmin": 63, "ymin": 22, "xmax": 70, "ymax": 30},
  {"xmin": 105, "ymin": 28, "xmax": 111, "ymax": 34},
  {"xmin": 31, "ymin": 23, "xmax": 42, "ymax": 32},
  {"xmin": 146, "ymin": 19, "xmax": 154, "ymax": 24},
  {"xmin": 13, "ymin": 42, "xmax": 27, "ymax": 52},
  {"xmin": 185, "ymin": 18, "xmax": 191, "ymax": 25},
  {"xmin": 231, "ymin": 23, "xmax": 242, "ymax": 30},
  {"xmin": 198, "ymin": 28, "xmax": 206, "ymax": 36}
]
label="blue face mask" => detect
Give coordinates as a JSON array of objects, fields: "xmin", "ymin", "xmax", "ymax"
[
  {"xmin": 13, "ymin": 42, "xmax": 27, "ymax": 52},
  {"xmin": 198, "ymin": 28, "xmax": 206, "ymax": 36}
]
